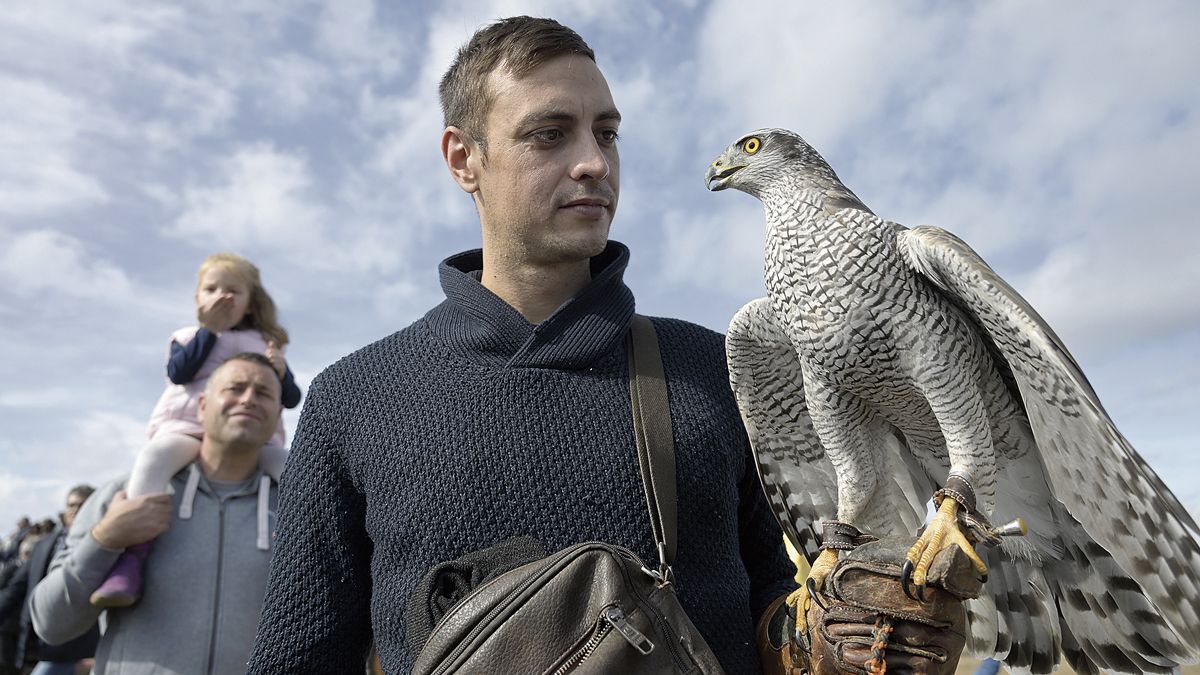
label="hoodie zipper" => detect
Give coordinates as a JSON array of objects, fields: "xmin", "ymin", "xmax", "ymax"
[{"xmin": 205, "ymin": 500, "xmax": 226, "ymax": 674}]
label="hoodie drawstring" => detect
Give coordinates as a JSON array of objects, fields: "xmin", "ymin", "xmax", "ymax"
[
  {"xmin": 179, "ymin": 464, "xmax": 201, "ymax": 520},
  {"xmin": 178, "ymin": 463, "xmax": 270, "ymax": 550},
  {"xmin": 257, "ymin": 475, "xmax": 271, "ymax": 551}
]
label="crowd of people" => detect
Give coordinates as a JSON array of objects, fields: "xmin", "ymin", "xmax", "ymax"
[{"xmin": 1, "ymin": 488, "xmax": 97, "ymax": 674}]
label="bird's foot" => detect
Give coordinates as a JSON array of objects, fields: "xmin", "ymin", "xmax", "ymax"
[
  {"xmin": 787, "ymin": 548, "xmax": 839, "ymax": 637},
  {"xmin": 901, "ymin": 497, "xmax": 988, "ymax": 601}
]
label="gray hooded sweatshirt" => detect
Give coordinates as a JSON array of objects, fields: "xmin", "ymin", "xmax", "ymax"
[{"xmin": 31, "ymin": 463, "xmax": 277, "ymax": 674}]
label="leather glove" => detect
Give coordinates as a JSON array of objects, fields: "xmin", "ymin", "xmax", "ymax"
[{"xmin": 757, "ymin": 537, "xmax": 984, "ymax": 675}]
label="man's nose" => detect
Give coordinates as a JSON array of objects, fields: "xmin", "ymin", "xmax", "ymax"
[{"xmin": 569, "ymin": 135, "xmax": 610, "ymax": 182}]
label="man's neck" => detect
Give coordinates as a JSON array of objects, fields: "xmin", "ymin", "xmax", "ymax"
[
  {"xmin": 197, "ymin": 442, "xmax": 260, "ymax": 482},
  {"xmin": 480, "ymin": 251, "xmax": 592, "ymax": 325}
]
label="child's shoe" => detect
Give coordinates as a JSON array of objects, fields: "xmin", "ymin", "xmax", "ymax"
[{"xmin": 90, "ymin": 541, "xmax": 151, "ymax": 608}]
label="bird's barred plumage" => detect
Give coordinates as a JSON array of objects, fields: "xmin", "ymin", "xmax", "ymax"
[{"xmin": 710, "ymin": 128, "xmax": 1200, "ymax": 674}]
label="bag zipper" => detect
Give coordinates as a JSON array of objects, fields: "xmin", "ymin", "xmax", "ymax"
[
  {"xmin": 651, "ymin": 608, "xmax": 692, "ymax": 671},
  {"xmin": 604, "ymin": 605, "xmax": 654, "ymax": 655},
  {"xmin": 550, "ymin": 604, "xmax": 655, "ymax": 675},
  {"xmin": 549, "ymin": 611, "xmax": 611, "ymax": 675},
  {"xmin": 432, "ymin": 543, "xmax": 616, "ymax": 675}
]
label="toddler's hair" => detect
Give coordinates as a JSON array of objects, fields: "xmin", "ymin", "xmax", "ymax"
[{"xmin": 198, "ymin": 252, "xmax": 289, "ymax": 346}]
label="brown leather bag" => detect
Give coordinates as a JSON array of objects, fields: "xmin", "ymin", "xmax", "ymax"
[{"xmin": 410, "ymin": 316, "xmax": 726, "ymax": 675}]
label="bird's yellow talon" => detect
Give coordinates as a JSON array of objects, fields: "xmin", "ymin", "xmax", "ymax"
[
  {"xmin": 788, "ymin": 547, "xmax": 839, "ymax": 633},
  {"xmin": 903, "ymin": 496, "xmax": 988, "ymax": 600}
]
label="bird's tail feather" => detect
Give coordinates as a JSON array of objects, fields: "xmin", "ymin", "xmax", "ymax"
[
  {"xmin": 966, "ymin": 545, "xmax": 1060, "ymax": 675},
  {"xmin": 970, "ymin": 499, "xmax": 1199, "ymax": 674},
  {"xmin": 1043, "ymin": 500, "xmax": 1197, "ymax": 673}
]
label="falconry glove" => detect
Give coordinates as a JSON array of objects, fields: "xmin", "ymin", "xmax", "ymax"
[{"xmin": 757, "ymin": 538, "xmax": 984, "ymax": 675}]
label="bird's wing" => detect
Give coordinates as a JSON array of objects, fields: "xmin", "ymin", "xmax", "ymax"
[
  {"xmin": 897, "ymin": 224, "xmax": 1200, "ymax": 646},
  {"xmin": 726, "ymin": 298, "xmax": 933, "ymax": 562}
]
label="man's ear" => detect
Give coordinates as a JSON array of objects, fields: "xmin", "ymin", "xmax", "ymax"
[
  {"xmin": 442, "ymin": 126, "xmax": 480, "ymax": 194},
  {"xmin": 197, "ymin": 392, "xmax": 206, "ymax": 417}
]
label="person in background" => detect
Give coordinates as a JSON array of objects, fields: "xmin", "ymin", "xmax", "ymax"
[
  {"xmin": 89, "ymin": 253, "xmax": 301, "ymax": 608},
  {"xmin": 32, "ymin": 354, "xmax": 284, "ymax": 674},
  {"xmin": 0, "ymin": 486, "xmax": 97, "ymax": 675},
  {"xmin": 1, "ymin": 519, "xmax": 32, "ymax": 566},
  {"xmin": 0, "ymin": 533, "xmax": 38, "ymax": 675}
]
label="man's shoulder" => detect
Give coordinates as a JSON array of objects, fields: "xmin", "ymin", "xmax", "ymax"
[
  {"xmin": 646, "ymin": 316, "xmax": 727, "ymax": 358},
  {"xmin": 311, "ymin": 318, "xmax": 434, "ymax": 389}
]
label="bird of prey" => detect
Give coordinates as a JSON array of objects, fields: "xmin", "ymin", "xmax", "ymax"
[{"xmin": 705, "ymin": 128, "xmax": 1200, "ymax": 674}]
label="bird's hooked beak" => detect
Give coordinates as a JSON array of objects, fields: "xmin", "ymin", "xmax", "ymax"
[{"xmin": 705, "ymin": 151, "xmax": 745, "ymax": 191}]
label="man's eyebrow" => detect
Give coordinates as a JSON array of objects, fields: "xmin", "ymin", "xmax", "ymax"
[
  {"xmin": 515, "ymin": 108, "xmax": 622, "ymax": 130},
  {"xmin": 516, "ymin": 109, "xmax": 575, "ymax": 130}
]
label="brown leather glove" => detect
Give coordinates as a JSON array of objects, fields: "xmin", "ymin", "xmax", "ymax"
[{"xmin": 757, "ymin": 538, "xmax": 984, "ymax": 675}]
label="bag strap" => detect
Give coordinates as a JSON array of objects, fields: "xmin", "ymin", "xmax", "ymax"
[{"xmin": 627, "ymin": 314, "xmax": 677, "ymax": 582}]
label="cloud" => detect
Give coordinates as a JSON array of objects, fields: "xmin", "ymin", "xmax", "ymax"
[
  {"xmin": 0, "ymin": 75, "xmax": 109, "ymax": 215},
  {"xmin": 0, "ymin": 229, "xmax": 134, "ymax": 302},
  {"xmin": 251, "ymin": 54, "xmax": 334, "ymax": 120},
  {"xmin": 174, "ymin": 144, "xmax": 327, "ymax": 248},
  {"xmin": 0, "ymin": 409, "xmax": 146, "ymax": 529},
  {"xmin": 314, "ymin": 0, "xmax": 415, "ymax": 79},
  {"xmin": 0, "ymin": 387, "xmax": 82, "ymax": 409}
]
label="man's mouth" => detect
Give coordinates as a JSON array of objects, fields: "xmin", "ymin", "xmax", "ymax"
[{"xmin": 560, "ymin": 197, "xmax": 611, "ymax": 219}]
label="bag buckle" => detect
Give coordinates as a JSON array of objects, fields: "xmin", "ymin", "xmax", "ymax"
[{"xmin": 654, "ymin": 542, "xmax": 674, "ymax": 587}]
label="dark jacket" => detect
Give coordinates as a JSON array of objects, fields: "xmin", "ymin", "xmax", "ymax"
[
  {"xmin": 248, "ymin": 241, "xmax": 797, "ymax": 674},
  {"xmin": 0, "ymin": 527, "xmax": 98, "ymax": 665}
]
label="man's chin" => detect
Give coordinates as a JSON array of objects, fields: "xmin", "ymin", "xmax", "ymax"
[
  {"xmin": 553, "ymin": 223, "xmax": 612, "ymax": 260},
  {"xmin": 218, "ymin": 424, "xmax": 275, "ymax": 450}
]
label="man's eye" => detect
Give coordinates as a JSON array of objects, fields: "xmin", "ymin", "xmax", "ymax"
[
  {"xmin": 533, "ymin": 129, "xmax": 563, "ymax": 143},
  {"xmin": 598, "ymin": 129, "xmax": 620, "ymax": 144}
]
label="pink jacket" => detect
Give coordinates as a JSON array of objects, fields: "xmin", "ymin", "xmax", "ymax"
[{"xmin": 146, "ymin": 326, "xmax": 288, "ymax": 447}]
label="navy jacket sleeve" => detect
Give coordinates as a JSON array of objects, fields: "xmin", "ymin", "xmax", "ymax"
[
  {"xmin": 166, "ymin": 328, "xmax": 217, "ymax": 384},
  {"xmin": 281, "ymin": 368, "xmax": 302, "ymax": 409},
  {"xmin": 247, "ymin": 374, "xmax": 373, "ymax": 673}
]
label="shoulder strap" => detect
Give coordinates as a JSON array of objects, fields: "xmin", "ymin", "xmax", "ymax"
[{"xmin": 627, "ymin": 314, "xmax": 677, "ymax": 580}]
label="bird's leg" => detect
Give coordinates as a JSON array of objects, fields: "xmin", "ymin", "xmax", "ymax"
[
  {"xmin": 902, "ymin": 477, "xmax": 989, "ymax": 600},
  {"xmin": 786, "ymin": 547, "xmax": 839, "ymax": 636},
  {"xmin": 785, "ymin": 520, "xmax": 876, "ymax": 635}
]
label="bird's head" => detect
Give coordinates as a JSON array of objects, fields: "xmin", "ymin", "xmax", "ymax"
[{"xmin": 705, "ymin": 128, "xmax": 835, "ymax": 199}]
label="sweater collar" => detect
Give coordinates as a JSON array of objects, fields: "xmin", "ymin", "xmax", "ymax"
[{"xmin": 426, "ymin": 241, "xmax": 635, "ymax": 369}]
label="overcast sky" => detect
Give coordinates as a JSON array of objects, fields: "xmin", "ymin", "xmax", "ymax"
[{"xmin": 2, "ymin": 1, "xmax": 1197, "ymax": 533}]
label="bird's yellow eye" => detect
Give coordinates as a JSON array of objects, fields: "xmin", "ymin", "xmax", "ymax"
[{"xmin": 743, "ymin": 137, "xmax": 761, "ymax": 155}]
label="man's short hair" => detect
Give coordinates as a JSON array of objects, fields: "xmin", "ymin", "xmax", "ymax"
[
  {"xmin": 439, "ymin": 16, "xmax": 595, "ymax": 152},
  {"xmin": 210, "ymin": 352, "xmax": 283, "ymax": 399},
  {"xmin": 67, "ymin": 484, "xmax": 94, "ymax": 501}
]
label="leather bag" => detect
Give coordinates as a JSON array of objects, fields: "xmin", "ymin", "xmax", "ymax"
[{"xmin": 411, "ymin": 315, "xmax": 726, "ymax": 675}]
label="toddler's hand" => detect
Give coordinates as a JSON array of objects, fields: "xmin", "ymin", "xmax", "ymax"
[
  {"xmin": 265, "ymin": 341, "xmax": 287, "ymax": 378},
  {"xmin": 92, "ymin": 490, "xmax": 172, "ymax": 549},
  {"xmin": 198, "ymin": 296, "xmax": 236, "ymax": 332}
]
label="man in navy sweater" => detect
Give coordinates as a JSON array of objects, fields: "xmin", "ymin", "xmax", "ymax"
[{"xmin": 249, "ymin": 17, "xmax": 796, "ymax": 674}]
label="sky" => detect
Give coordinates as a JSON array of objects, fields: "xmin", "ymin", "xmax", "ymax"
[{"xmin": 1, "ymin": 1, "xmax": 1197, "ymax": 532}]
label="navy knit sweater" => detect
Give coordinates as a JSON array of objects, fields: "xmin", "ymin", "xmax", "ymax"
[{"xmin": 248, "ymin": 242, "xmax": 795, "ymax": 674}]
